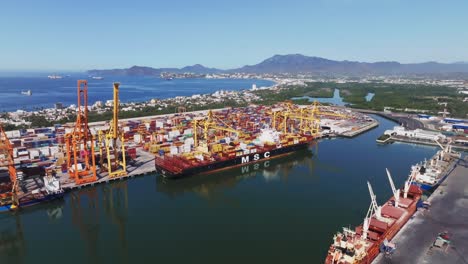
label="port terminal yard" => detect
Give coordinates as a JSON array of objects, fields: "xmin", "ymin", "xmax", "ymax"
[{"xmin": 373, "ymin": 155, "xmax": 468, "ymax": 264}]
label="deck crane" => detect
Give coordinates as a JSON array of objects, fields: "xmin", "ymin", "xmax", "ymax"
[
  {"xmin": 367, "ymin": 181, "xmax": 382, "ymax": 220},
  {"xmin": 385, "ymin": 168, "xmax": 401, "ymax": 208},
  {"xmin": 98, "ymin": 83, "xmax": 127, "ymax": 178},
  {"xmin": 65, "ymin": 80, "xmax": 97, "ymax": 185},
  {"xmin": 0, "ymin": 123, "xmax": 19, "ymax": 208},
  {"xmin": 192, "ymin": 110, "xmax": 243, "ymax": 148}
]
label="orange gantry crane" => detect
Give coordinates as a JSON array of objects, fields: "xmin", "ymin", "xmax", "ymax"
[
  {"xmin": 65, "ymin": 80, "xmax": 97, "ymax": 185},
  {"xmin": 0, "ymin": 123, "xmax": 19, "ymax": 208}
]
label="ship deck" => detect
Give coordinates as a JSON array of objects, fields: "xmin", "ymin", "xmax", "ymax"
[{"xmin": 373, "ymin": 155, "xmax": 468, "ymax": 264}]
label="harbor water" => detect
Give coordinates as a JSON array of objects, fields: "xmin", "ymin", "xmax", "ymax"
[
  {"xmin": 0, "ymin": 76, "xmax": 274, "ymax": 112},
  {"xmin": 0, "ymin": 115, "xmax": 438, "ymax": 264}
]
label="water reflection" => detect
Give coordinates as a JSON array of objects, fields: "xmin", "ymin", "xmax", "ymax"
[
  {"xmin": 70, "ymin": 181, "xmax": 129, "ymax": 263},
  {"xmin": 292, "ymin": 89, "xmax": 345, "ymax": 105},
  {"xmin": 0, "ymin": 214, "xmax": 25, "ymax": 263},
  {"xmin": 156, "ymin": 147, "xmax": 318, "ymax": 198}
]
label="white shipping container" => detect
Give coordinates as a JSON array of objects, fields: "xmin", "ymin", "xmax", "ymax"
[
  {"xmin": 39, "ymin": 147, "xmax": 50, "ymax": 156},
  {"xmin": 184, "ymin": 137, "xmax": 194, "ymax": 145},
  {"xmin": 123, "ymin": 126, "xmax": 131, "ymax": 132},
  {"xmin": 184, "ymin": 129, "xmax": 193, "ymax": 135},
  {"xmin": 240, "ymin": 143, "xmax": 247, "ymax": 150},
  {"xmin": 243, "ymin": 150, "xmax": 250, "ymax": 155},
  {"xmin": 224, "ymin": 137, "xmax": 231, "ymax": 144},
  {"xmin": 250, "ymin": 148, "xmax": 257, "ymax": 153},
  {"xmin": 29, "ymin": 150, "xmax": 40, "ymax": 158},
  {"xmin": 184, "ymin": 145, "xmax": 191, "ymax": 152},
  {"xmin": 170, "ymin": 146, "xmax": 178, "ymax": 155},
  {"xmin": 49, "ymin": 146, "xmax": 59, "ymax": 156},
  {"xmin": 134, "ymin": 134, "xmax": 142, "ymax": 143},
  {"xmin": 156, "ymin": 121, "xmax": 164, "ymax": 128}
]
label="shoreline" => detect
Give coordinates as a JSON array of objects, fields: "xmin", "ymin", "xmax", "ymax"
[{"xmin": 0, "ymin": 77, "xmax": 277, "ymax": 114}]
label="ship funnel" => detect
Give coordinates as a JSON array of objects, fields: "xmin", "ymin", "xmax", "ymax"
[{"xmin": 386, "ymin": 168, "xmax": 400, "ymax": 207}]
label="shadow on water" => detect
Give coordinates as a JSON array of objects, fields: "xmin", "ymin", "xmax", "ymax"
[{"xmin": 155, "ymin": 142, "xmax": 346, "ymax": 201}]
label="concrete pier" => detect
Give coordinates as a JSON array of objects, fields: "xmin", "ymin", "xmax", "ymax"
[{"xmin": 373, "ymin": 155, "xmax": 468, "ymax": 264}]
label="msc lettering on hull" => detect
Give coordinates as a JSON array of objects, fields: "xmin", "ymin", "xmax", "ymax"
[{"xmin": 241, "ymin": 151, "xmax": 271, "ymax": 164}]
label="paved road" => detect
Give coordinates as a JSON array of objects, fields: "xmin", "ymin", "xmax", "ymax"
[
  {"xmin": 351, "ymin": 108, "xmax": 425, "ymax": 130},
  {"xmin": 374, "ymin": 156, "xmax": 468, "ymax": 264}
]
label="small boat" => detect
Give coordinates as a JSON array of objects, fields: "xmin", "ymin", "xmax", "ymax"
[
  {"xmin": 21, "ymin": 90, "xmax": 32, "ymax": 96},
  {"xmin": 47, "ymin": 74, "xmax": 63, "ymax": 79},
  {"xmin": 92, "ymin": 76, "xmax": 104, "ymax": 80}
]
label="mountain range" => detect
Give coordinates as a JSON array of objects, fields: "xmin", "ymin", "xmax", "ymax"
[{"xmin": 88, "ymin": 54, "xmax": 468, "ymax": 76}]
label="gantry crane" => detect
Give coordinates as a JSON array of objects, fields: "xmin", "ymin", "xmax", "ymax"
[
  {"xmin": 65, "ymin": 80, "xmax": 97, "ymax": 185},
  {"xmin": 270, "ymin": 101, "xmax": 322, "ymax": 136},
  {"xmin": 192, "ymin": 110, "xmax": 242, "ymax": 148},
  {"xmin": 98, "ymin": 83, "xmax": 127, "ymax": 178},
  {"xmin": 0, "ymin": 123, "xmax": 19, "ymax": 208}
]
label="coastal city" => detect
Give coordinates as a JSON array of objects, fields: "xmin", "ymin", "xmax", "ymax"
[{"xmin": 1, "ymin": 1, "xmax": 468, "ymax": 264}]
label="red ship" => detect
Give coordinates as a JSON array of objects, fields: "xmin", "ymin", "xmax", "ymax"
[{"xmin": 325, "ymin": 168, "xmax": 422, "ymax": 264}]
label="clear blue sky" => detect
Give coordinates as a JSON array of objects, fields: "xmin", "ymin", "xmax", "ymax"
[{"xmin": 1, "ymin": 0, "xmax": 467, "ymax": 71}]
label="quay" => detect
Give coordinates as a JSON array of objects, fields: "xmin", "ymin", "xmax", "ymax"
[
  {"xmin": 373, "ymin": 155, "xmax": 468, "ymax": 264},
  {"xmin": 386, "ymin": 135, "xmax": 468, "ymax": 151}
]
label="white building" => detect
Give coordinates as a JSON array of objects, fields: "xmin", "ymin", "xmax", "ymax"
[{"xmin": 384, "ymin": 126, "xmax": 446, "ymax": 141}]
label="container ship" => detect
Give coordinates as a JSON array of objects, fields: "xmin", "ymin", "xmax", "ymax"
[
  {"xmin": 156, "ymin": 128, "xmax": 314, "ymax": 179},
  {"xmin": 151, "ymin": 103, "xmax": 331, "ymax": 179},
  {"xmin": 0, "ymin": 173, "xmax": 64, "ymax": 213},
  {"xmin": 411, "ymin": 142, "xmax": 460, "ymax": 191},
  {"xmin": 325, "ymin": 168, "xmax": 422, "ymax": 264}
]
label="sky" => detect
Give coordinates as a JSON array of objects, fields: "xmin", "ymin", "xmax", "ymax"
[{"xmin": 1, "ymin": 0, "xmax": 468, "ymax": 71}]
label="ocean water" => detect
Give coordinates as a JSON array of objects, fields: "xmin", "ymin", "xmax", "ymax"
[
  {"xmin": 0, "ymin": 76, "xmax": 274, "ymax": 112},
  {"xmin": 0, "ymin": 115, "xmax": 438, "ymax": 264}
]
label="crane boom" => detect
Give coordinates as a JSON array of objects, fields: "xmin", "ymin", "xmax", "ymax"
[{"xmin": 386, "ymin": 168, "xmax": 400, "ymax": 207}]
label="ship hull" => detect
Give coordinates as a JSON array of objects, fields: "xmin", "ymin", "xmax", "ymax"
[
  {"xmin": 156, "ymin": 142, "xmax": 310, "ymax": 179},
  {"xmin": 0, "ymin": 192, "xmax": 65, "ymax": 213},
  {"xmin": 414, "ymin": 158, "xmax": 458, "ymax": 192}
]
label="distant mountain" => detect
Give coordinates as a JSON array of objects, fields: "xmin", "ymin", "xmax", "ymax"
[
  {"xmin": 231, "ymin": 54, "xmax": 468, "ymax": 75},
  {"xmin": 88, "ymin": 54, "xmax": 468, "ymax": 76},
  {"xmin": 88, "ymin": 64, "xmax": 222, "ymax": 76}
]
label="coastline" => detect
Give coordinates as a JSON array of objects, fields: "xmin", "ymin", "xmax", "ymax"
[{"xmin": 0, "ymin": 76, "xmax": 277, "ymax": 114}]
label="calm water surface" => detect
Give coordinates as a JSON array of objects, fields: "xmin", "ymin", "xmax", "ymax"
[
  {"xmin": 0, "ymin": 115, "xmax": 437, "ymax": 264},
  {"xmin": 0, "ymin": 76, "xmax": 274, "ymax": 112}
]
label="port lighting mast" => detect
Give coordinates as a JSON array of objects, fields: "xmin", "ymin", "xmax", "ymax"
[
  {"xmin": 0, "ymin": 123, "xmax": 19, "ymax": 208},
  {"xmin": 65, "ymin": 80, "xmax": 97, "ymax": 185},
  {"xmin": 98, "ymin": 83, "xmax": 127, "ymax": 178}
]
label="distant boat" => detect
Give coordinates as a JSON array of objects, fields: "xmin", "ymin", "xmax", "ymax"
[
  {"xmin": 21, "ymin": 90, "xmax": 32, "ymax": 96},
  {"xmin": 92, "ymin": 76, "xmax": 104, "ymax": 80},
  {"xmin": 166, "ymin": 77, "xmax": 173, "ymax": 81},
  {"xmin": 48, "ymin": 74, "xmax": 63, "ymax": 79}
]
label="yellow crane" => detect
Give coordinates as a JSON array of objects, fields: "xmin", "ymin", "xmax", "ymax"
[
  {"xmin": 192, "ymin": 110, "xmax": 242, "ymax": 148},
  {"xmin": 270, "ymin": 102, "xmax": 322, "ymax": 136},
  {"xmin": 98, "ymin": 83, "xmax": 127, "ymax": 178}
]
